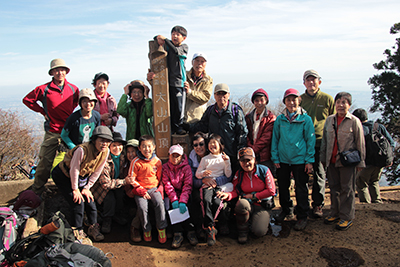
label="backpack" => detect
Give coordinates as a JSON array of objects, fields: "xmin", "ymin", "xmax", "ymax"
[
  {"xmin": 0, "ymin": 207, "xmax": 25, "ymax": 262},
  {"xmin": 365, "ymin": 122, "xmax": 394, "ymax": 167},
  {"xmin": 4, "ymin": 211, "xmax": 76, "ymax": 265}
]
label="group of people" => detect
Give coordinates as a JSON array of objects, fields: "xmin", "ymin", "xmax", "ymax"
[{"xmin": 23, "ymin": 25, "xmax": 394, "ymax": 248}]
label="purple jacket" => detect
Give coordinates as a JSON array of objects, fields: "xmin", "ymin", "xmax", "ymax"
[{"xmin": 162, "ymin": 155, "xmax": 193, "ymax": 204}]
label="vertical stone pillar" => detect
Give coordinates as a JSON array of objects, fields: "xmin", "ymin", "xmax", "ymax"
[{"xmin": 149, "ymin": 40, "xmax": 171, "ymax": 159}]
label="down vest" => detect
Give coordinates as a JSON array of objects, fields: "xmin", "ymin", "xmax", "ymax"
[{"xmin": 162, "ymin": 155, "xmax": 193, "ymax": 204}]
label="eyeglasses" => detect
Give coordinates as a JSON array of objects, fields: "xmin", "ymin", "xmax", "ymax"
[{"xmin": 193, "ymin": 142, "xmax": 205, "ymax": 148}]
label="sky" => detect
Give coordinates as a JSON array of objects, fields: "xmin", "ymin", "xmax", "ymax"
[{"xmin": 1, "ymin": 0, "xmax": 400, "ymax": 110}]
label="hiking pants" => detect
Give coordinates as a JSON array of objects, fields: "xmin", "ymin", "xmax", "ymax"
[
  {"xmin": 356, "ymin": 165, "xmax": 383, "ymax": 203},
  {"xmin": 102, "ymin": 188, "xmax": 125, "ymax": 217},
  {"xmin": 33, "ymin": 131, "xmax": 61, "ymax": 193},
  {"xmin": 235, "ymin": 199, "xmax": 271, "ymax": 237},
  {"xmin": 311, "ymin": 146, "xmax": 326, "ymax": 208},
  {"xmin": 52, "ymin": 165, "xmax": 97, "ymax": 228},
  {"xmin": 327, "ymin": 165, "xmax": 356, "ymax": 221},
  {"xmin": 169, "ymin": 86, "xmax": 185, "ymax": 133},
  {"xmin": 277, "ymin": 163, "xmax": 310, "ymax": 219},
  {"xmin": 135, "ymin": 187, "xmax": 167, "ymax": 232},
  {"xmin": 200, "ymin": 186, "xmax": 226, "ymax": 228}
]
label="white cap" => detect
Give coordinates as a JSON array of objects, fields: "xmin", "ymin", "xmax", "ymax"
[
  {"xmin": 169, "ymin": 144, "xmax": 184, "ymax": 155},
  {"xmin": 192, "ymin": 52, "xmax": 207, "ymax": 61}
]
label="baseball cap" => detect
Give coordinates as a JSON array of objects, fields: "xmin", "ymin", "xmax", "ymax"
[
  {"xmin": 169, "ymin": 144, "xmax": 184, "ymax": 155},
  {"xmin": 237, "ymin": 147, "xmax": 255, "ymax": 161},
  {"xmin": 126, "ymin": 139, "xmax": 139, "ymax": 148},
  {"xmin": 92, "ymin": 72, "xmax": 109, "ymax": 85},
  {"xmin": 192, "ymin": 52, "xmax": 207, "ymax": 61},
  {"xmin": 303, "ymin": 70, "xmax": 321, "ymax": 81},
  {"xmin": 214, "ymin": 83, "xmax": 230, "ymax": 94}
]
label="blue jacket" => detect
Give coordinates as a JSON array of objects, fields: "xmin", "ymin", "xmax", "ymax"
[{"xmin": 271, "ymin": 108, "xmax": 315, "ymax": 165}]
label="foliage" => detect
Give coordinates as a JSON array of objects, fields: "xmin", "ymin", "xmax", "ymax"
[
  {"xmin": 368, "ymin": 22, "xmax": 400, "ymax": 184},
  {"xmin": 0, "ymin": 109, "xmax": 41, "ymax": 180}
]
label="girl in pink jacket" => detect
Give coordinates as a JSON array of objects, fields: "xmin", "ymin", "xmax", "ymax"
[{"xmin": 162, "ymin": 144, "xmax": 198, "ymax": 249}]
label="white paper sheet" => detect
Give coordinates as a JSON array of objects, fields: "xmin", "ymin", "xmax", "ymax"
[{"xmin": 168, "ymin": 208, "xmax": 190, "ymax": 225}]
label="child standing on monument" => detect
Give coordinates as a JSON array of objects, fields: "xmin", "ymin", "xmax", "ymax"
[
  {"xmin": 149, "ymin": 25, "xmax": 188, "ymax": 135},
  {"xmin": 126, "ymin": 135, "xmax": 167, "ymax": 243}
]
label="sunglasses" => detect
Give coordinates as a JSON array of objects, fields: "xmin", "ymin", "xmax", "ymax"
[{"xmin": 193, "ymin": 142, "xmax": 205, "ymax": 148}]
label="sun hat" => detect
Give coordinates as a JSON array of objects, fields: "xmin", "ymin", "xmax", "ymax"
[
  {"xmin": 169, "ymin": 144, "xmax": 184, "ymax": 155},
  {"xmin": 79, "ymin": 88, "xmax": 98, "ymax": 104},
  {"xmin": 48, "ymin": 58, "xmax": 70, "ymax": 75},
  {"xmin": 91, "ymin": 126, "xmax": 113, "ymax": 141},
  {"xmin": 282, "ymin": 88, "xmax": 300, "ymax": 103}
]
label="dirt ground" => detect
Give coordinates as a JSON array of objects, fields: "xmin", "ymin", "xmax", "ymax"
[{"xmin": 44, "ymin": 188, "xmax": 400, "ymax": 267}]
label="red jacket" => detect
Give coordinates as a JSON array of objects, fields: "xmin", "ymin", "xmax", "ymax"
[
  {"xmin": 245, "ymin": 108, "xmax": 276, "ymax": 162},
  {"xmin": 162, "ymin": 155, "xmax": 192, "ymax": 204},
  {"xmin": 228, "ymin": 164, "xmax": 275, "ymax": 201},
  {"xmin": 23, "ymin": 79, "xmax": 79, "ymax": 133}
]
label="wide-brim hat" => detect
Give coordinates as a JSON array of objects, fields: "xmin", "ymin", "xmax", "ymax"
[
  {"xmin": 112, "ymin": 132, "xmax": 126, "ymax": 145},
  {"xmin": 49, "ymin": 58, "xmax": 70, "ymax": 75},
  {"xmin": 91, "ymin": 126, "xmax": 113, "ymax": 141}
]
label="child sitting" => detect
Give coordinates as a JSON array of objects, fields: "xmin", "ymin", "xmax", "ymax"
[
  {"xmin": 126, "ymin": 135, "xmax": 167, "ymax": 243},
  {"xmin": 162, "ymin": 144, "xmax": 198, "ymax": 248},
  {"xmin": 61, "ymin": 88, "xmax": 101, "ymax": 149},
  {"xmin": 117, "ymin": 80, "xmax": 153, "ymax": 141},
  {"xmin": 91, "ymin": 132, "xmax": 127, "ymax": 234},
  {"xmin": 195, "ymin": 134, "xmax": 232, "ymax": 246}
]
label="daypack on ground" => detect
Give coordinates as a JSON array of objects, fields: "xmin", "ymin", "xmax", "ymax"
[
  {"xmin": 4, "ymin": 211, "xmax": 75, "ymax": 264},
  {"xmin": 0, "ymin": 207, "xmax": 25, "ymax": 262},
  {"xmin": 365, "ymin": 122, "xmax": 394, "ymax": 167}
]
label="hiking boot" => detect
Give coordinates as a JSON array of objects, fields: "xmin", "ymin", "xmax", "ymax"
[
  {"xmin": 336, "ymin": 220, "xmax": 353, "ymax": 231},
  {"xmin": 313, "ymin": 206, "xmax": 323, "ymax": 218},
  {"xmin": 324, "ymin": 216, "xmax": 340, "ymax": 225},
  {"xmin": 206, "ymin": 226, "xmax": 217, "ymax": 246},
  {"xmin": 158, "ymin": 229, "xmax": 167, "ymax": 244},
  {"xmin": 219, "ymin": 223, "xmax": 230, "ymax": 235},
  {"xmin": 101, "ymin": 217, "xmax": 112, "ymax": 234},
  {"xmin": 275, "ymin": 211, "xmax": 295, "ymax": 223},
  {"xmin": 171, "ymin": 232, "xmax": 184, "ymax": 249},
  {"xmin": 237, "ymin": 231, "xmax": 248, "ymax": 244},
  {"xmin": 175, "ymin": 128, "xmax": 186, "ymax": 135},
  {"xmin": 143, "ymin": 231, "xmax": 152, "ymax": 242},
  {"xmin": 187, "ymin": 231, "xmax": 198, "ymax": 246},
  {"xmin": 113, "ymin": 214, "xmax": 128, "ymax": 226},
  {"xmin": 130, "ymin": 226, "xmax": 141, "ymax": 243},
  {"xmin": 294, "ymin": 219, "xmax": 307, "ymax": 231},
  {"xmin": 88, "ymin": 223, "xmax": 104, "ymax": 242}
]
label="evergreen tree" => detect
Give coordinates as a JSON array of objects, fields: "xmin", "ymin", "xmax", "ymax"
[{"xmin": 368, "ymin": 22, "xmax": 400, "ymax": 184}]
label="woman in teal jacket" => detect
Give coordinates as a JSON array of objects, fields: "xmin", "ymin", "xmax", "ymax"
[
  {"xmin": 271, "ymin": 88, "xmax": 315, "ymax": 231},
  {"xmin": 117, "ymin": 80, "xmax": 154, "ymax": 140}
]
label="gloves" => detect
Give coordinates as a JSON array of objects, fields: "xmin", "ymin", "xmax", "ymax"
[
  {"xmin": 172, "ymin": 201, "xmax": 179, "ymax": 209},
  {"xmin": 179, "ymin": 202, "xmax": 187, "ymax": 214}
]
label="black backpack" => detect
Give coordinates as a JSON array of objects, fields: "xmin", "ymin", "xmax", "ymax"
[{"xmin": 365, "ymin": 122, "xmax": 394, "ymax": 167}]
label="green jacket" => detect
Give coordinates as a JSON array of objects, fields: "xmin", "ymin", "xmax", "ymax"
[
  {"xmin": 117, "ymin": 94, "xmax": 154, "ymax": 140},
  {"xmin": 300, "ymin": 89, "xmax": 335, "ymax": 147}
]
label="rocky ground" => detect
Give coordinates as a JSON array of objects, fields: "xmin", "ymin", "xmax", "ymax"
[{"xmin": 43, "ymin": 188, "xmax": 400, "ymax": 267}]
